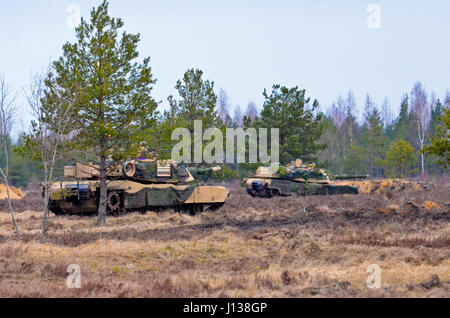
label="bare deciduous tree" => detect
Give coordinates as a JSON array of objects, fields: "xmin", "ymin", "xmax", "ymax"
[
  {"xmin": 410, "ymin": 82, "xmax": 430, "ymax": 175},
  {"xmin": 23, "ymin": 70, "xmax": 75, "ymax": 235},
  {"xmin": 381, "ymin": 97, "xmax": 393, "ymax": 128},
  {"xmin": 327, "ymin": 95, "xmax": 347, "ymax": 165},
  {"xmin": 328, "ymin": 95, "xmax": 346, "ymax": 130},
  {"xmin": 0, "ymin": 73, "xmax": 19, "ymax": 234},
  {"xmin": 343, "ymin": 91, "xmax": 358, "ymax": 144},
  {"xmin": 444, "ymin": 91, "xmax": 450, "ymax": 108},
  {"xmin": 218, "ymin": 88, "xmax": 231, "ymax": 125},
  {"xmin": 245, "ymin": 102, "xmax": 258, "ymax": 121},
  {"xmin": 233, "ymin": 105, "xmax": 243, "ymax": 127}
]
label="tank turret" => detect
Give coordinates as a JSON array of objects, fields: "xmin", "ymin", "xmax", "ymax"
[
  {"xmin": 47, "ymin": 156, "xmax": 228, "ymax": 215},
  {"xmin": 187, "ymin": 166, "xmax": 222, "ymax": 182},
  {"xmin": 244, "ymin": 159, "xmax": 362, "ymax": 197},
  {"xmin": 63, "ymin": 159, "xmax": 199, "ymax": 184}
]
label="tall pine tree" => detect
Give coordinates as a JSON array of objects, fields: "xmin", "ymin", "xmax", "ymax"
[
  {"xmin": 362, "ymin": 95, "xmax": 385, "ymax": 177},
  {"xmin": 46, "ymin": 1, "xmax": 158, "ymax": 225},
  {"xmin": 258, "ymin": 85, "xmax": 324, "ymax": 163}
]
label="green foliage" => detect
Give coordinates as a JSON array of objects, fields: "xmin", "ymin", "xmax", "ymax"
[
  {"xmin": 318, "ymin": 89, "xmax": 450, "ymax": 177},
  {"xmin": 235, "ymin": 162, "xmax": 260, "ymax": 178},
  {"xmin": 277, "ymin": 166, "xmax": 287, "ymax": 177},
  {"xmin": 212, "ymin": 165, "xmax": 238, "ymax": 182},
  {"xmin": 10, "ymin": 149, "xmax": 43, "ymax": 188},
  {"xmin": 28, "ymin": 0, "xmax": 159, "ymax": 224},
  {"xmin": 257, "ymin": 85, "xmax": 325, "ymax": 164},
  {"xmin": 428, "ymin": 100, "xmax": 444, "ymax": 138},
  {"xmin": 0, "ymin": 134, "xmax": 11, "ymax": 171},
  {"xmin": 377, "ymin": 139, "xmax": 417, "ymax": 178},
  {"xmin": 422, "ymin": 108, "xmax": 449, "ymax": 168},
  {"xmin": 424, "ymin": 99, "xmax": 445, "ymax": 173},
  {"xmin": 342, "ymin": 143, "xmax": 368, "ymax": 175},
  {"xmin": 168, "ymin": 69, "xmax": 220, "ymax": 128},
  {"xmin": 0, "ymin": 134, "xmax": 42, "ymax": 188},
  {"xmin": 8, "ymin": 5, "xmax": 449, "ymax": 185},
  {"xmin": 51, "ymin": 0, "xmax": 158, "ymax": 159},
  {"xmin": 361, "ymin": 96, "xmax": 385, "ymax": 177},
  {"xmin": 158, "ymin": 68, "xmax": 221, "ymax": 161},
  {"xmin": 390, "ymin": 94, "xmax": 414, "ymax": 144},
  {"xmin": 318, "ymin": 116, "xmax": 341, "ymax": 173}
]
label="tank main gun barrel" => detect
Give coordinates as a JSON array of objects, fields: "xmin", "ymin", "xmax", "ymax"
[{"xmin": 187, "ymin": 165, "xmax": 221, "ymax": 180}]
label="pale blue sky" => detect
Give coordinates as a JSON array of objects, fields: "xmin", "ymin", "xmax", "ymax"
[{"xmin": 1, "ymin": 0, "xmax": 449, "ymax": 137}]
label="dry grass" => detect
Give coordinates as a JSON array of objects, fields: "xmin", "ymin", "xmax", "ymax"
[
  {"xmin": 0, "ymin": 184, "xmax": 25, "ymax": 200},
  {"xmin": 0, "ymin": 181, "xmax": 448, "ymax": 298}
]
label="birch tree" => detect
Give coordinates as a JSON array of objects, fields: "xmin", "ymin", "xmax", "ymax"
[
  {"xmin": 22, "ymin": 70, "xmax": 75, "ymax": 235},
  {"xmin": 0, "ymin": 73, "xmax": 19, "ymax": 234},
  {"xmin": 410, "ymin": 82, "xmax": 430, "ymax": 175}
]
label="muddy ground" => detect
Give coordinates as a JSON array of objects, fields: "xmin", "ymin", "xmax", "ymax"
[{"xmin": 0, "ymin": 180, "xmax": 448, "ymax": 297}]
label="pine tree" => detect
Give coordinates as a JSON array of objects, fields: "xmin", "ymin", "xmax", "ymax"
[
  {"xmin": 429, "ymin": 99, "xmax": 444, "ymax": 140},
  {"xmin": 258, "ymin": 85, "xmax": 324, "ymax": 163},
  {"xmin": 167, "ymin": 69, "xmax": 220, "ymax": 132},
  {"xmin": 378, "ymin": 139, "xmax": 416, "ymax": 178},
  {"xmin": 425, "ymin": 98, "xmax": 445, "ymax": 173},
  {"xmin": 422, "ymin": 108, "xmax": 450, "ymax": 168},
  {"xmin": 318, "ymin": 116, "xmax": 341, "ymax": 173},
  {"xmin": 361, "ymin": 95, "xmax": 385, "ymax": 177},
  {"xmin": 343, "ymin": 142, "xmax": 368, "ymax": 175},
  {"xmin": 44, "ymin": 0, "xmax": 158, "ymax": 225},
  {"xmin": 392, "ymin": 94, "xmax": 413, "ymax": 143},
  {"xmin": 165, "ymin": 68, "xmax": 221, "ymax": 162}
]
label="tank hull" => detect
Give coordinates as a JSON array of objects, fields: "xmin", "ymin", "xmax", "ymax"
[
  {"xmin": 245, "ymin": 178, "xmax": 358, "ymax": 197},
  {"xmin": 47, "ymin": 180, "xmax": 229, "ymax": 215}
]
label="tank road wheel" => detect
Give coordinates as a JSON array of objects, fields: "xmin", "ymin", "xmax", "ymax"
[
  {"xmin": 264, "ymin": 185, "xmax": 273, "ymax": 198},
  {"xmin": 49, "ymin": 207, "xmax": 65, "ymax": 216},
  {"xmin": 48, "ymin": 200, "xmax": 65, "ymax": 216},
  {"xmin": 270, "ymin": 188, "xmax": 280, "ymax": 197},
  {"xmin": 107, "ymin": 191, "xmax": 123, "ymax": 216},
  {"xmin": 188, "ymin": 204, "xmax": 204, "ymax": 216}
]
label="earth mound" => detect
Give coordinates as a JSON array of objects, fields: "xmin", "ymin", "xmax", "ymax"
[
  {"xmin": 0, "ymin": 184, "xmax": 25, "ymax": 200},
  {"xmin": 336, "ymin": 179, "xmax": 435, "ymax": 195}
]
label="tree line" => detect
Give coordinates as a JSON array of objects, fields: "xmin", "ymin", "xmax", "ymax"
[
  {"xmin": 0, "ymin": 0, "xmax": 448, "ymax": 231},
  {"xmin": 318, "ymin": 87, "xmax": 449, "ymax": 179}
]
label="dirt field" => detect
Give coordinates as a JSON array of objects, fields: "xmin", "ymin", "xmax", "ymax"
[{"xmin": 0, "ymin": 180, "xmax": 448, "ymax": 297}]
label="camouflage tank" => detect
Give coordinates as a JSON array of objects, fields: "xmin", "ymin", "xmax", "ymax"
[
  {"xmin": 244, "ymin": 159, "xmax": 367, "ymax": 197},
  {"xmin": 45, "ymin": 157, "xmax": 229, "ymax": 216}
]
